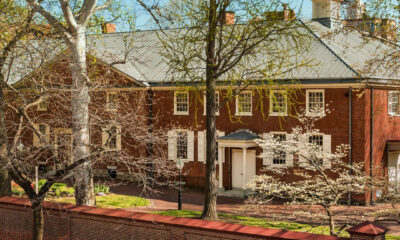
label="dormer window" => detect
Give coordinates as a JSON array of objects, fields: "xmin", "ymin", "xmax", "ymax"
[
  {"xmin": 174, "ymin": 91, "xmax": 189, "ymax": 115},
  {"xmin": 106, "ymin": 92, "xmax": 118, "ymax": 111},
  {"xmin": 388, "ymin": 91, "xmax": 400, "ymax": 116}
]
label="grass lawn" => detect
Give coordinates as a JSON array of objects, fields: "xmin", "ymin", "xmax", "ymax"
[
  {"xmin": 49, "ymin": 194, "xmax": 149, "ymax": 208},
  {"xmin": 154, "ymin": 210, "xmax": 400, "ymax": 240}
]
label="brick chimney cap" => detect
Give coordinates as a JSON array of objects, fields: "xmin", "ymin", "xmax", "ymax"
[{"xmin": 346, "ymin": 221, "xmax": 388, "ymax": 236}]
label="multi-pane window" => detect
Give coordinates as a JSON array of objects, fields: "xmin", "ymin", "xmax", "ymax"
[
  {"xmin": 307, "ymin": 90, "xmax": 324, "ymax": 115},
  {"xmin": 107, "ymin": 92, "xmax": 118, "ymax": 111},
  {"xmin": 33, "ymin": 123, "xmax": 49, "ymax": 147},
  {"xmin": 102, "ymin": 125, "xmax": 121, "ymax": 151},
  {"xmin": 309, "ymin": 135, "xmax": 323, "ymax": 165},
  {"xmin": 272, "ymin": 133, "xmax": 286, "ymax": 165},
  {"xmin": 270, "ymin": 90, "xmax": 287, "ymax": 116},
  {"xmin": 175, "ymin": 91, "xmax": 189, "ymax": 114},
  {"xmin": 176, "ymin": 131, "xmax": 188, "ymax": 160},
  {"xmin": 38, "ymin": 124, "xmax": 47, "ymax": 136},
  {"xmin": 107, "ymin": 126, "xmax": 118, "ymax": 149},
  {"xmin": 37, "ymin": 100, "xmax": 47, "ymax": 111},
  {"xmin": 237, "ymin": 91, "xmax": 252, "ymax": 115},
  {"xmin": 203, "ymin": 91, "xmax": 220, "ymax": 115},
  {"xmin": 388, "ymin": 91, "xmax": 400, "ymax": 115}
]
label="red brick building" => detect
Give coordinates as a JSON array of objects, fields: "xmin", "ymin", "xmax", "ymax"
[{"xmin": 7, "ymin": 0, "xmax": 400, "ymax": 202}]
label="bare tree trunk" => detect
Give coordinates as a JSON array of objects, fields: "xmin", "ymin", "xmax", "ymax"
[
  {"xmin": 326, "ymin": 207, "xmax": 336, "ymax": 236},
  {"xmin": 32, "ymin": 201, "xmax": 44, "ymax": 240},
  {"xmin": 0, "ymin": 82, "xmax": 11, "ymax": 197},
  {"xmin": 201, "ymin": 0, "xmax": 218, "ymax": 220},
  {"xmin": 70, "ymin": 27, "xmax": 95, "ymax": 206}
]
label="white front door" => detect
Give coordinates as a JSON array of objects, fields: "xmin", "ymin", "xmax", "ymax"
[
  {"xmin": 232, "ymin": 149, "xmax": 256, "ymax": 189},
  {"xmin": 388, "ymin": 152, "xmax": 400, "ymax": 185}
]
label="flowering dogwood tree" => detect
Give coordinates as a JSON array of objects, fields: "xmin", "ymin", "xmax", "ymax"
[{"xmin": 247, "ymin": 109, "xmax": 381, "ymax": 236}]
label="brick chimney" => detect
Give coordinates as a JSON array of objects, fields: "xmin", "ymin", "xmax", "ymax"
[
  {"xmin": 223, "ymin": 11, "xmax": 235, "ymax": 25},
  {"xmin": 102, "ymin": 23, "xmax": 116, "ymax": 34},
  {"xmin": 347, "ymin": 221, "xmax": 388, "ymax": 240}
]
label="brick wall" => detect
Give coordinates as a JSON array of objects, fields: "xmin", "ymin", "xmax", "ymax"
[{"xmin": 0, "ymin": 197, "xmax": 348, "ymax": 240}]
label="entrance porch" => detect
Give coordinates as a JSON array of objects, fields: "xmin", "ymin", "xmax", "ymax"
[{"xmin": 216, "ymin": 130, "xmax": 260, "ymax": 198}]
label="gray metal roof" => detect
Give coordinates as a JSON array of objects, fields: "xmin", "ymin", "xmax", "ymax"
[
  {"xmin": 6, "ymin": 20, "xmax": 399, "ymax": 85},
  {"xmin": 218, "ymin": 130, "xmax": 260, "ymax": 141}
]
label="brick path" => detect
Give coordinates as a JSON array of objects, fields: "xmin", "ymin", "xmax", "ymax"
[{"xmin": 110, "ymin": 183, "xmax": 400, "ymax": 236}]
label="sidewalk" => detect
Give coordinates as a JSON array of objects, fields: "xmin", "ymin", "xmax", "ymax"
[{"xmin": 110, "ymin": 183, "xmax": 400, "ymax": 236}]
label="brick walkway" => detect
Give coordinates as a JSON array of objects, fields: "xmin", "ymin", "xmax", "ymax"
[{"xmin": 110, "ymin": 184, "xmax": 400, "ymax": 236}]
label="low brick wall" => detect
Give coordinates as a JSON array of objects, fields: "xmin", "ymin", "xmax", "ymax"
[{"xmin": 0, "ymin": 197, "xmax": 381, "ymax": 240}]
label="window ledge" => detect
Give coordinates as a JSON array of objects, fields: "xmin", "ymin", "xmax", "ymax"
[
  {"xmin": 174, "ymin": 112, "xmax": 189, "ymax": 116},
  {"xmin": 305, "ymin": 112, "xmax": 326, "ymax": 117},
  {"xmin": 269, "ymin": 112, "xmax": 287, "ymax": 117},
  {"xmin": 203, "ymin": 113, "xmax": 220, "ymax": 116},
  {"xmin": 235, "ymin": 113, "xmax": 252, "ymax": 116},
  {"xmin": 389, "ymin": 113, "xmax": 400, "ymax": 117}
]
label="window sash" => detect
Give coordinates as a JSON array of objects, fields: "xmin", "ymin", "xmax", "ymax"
[
  {"xmin": 270, "ymin": 91, "xmax": 287, "ymax": 115},
  {"xmin": 272, "ymin": 133, "xmax": 286, "ymax": 165},
  {"xmin": 203, "ymin": 91, "xmax": 220, "ymax": 115},
  {"xmin": 308, "ymin": 135, "xmax": 324, "ymax": 165},
  {"xmin": 238, "ymin": 92, "xmax": 252, "ymax": 114},
  {"xmin": 307, "ymin": 90, "xmax": 324, "ymax": 115},
  {"xmin": 176, "ymin": 131, "xmax": 188, "ymax": 160},
  {"xmin": 175, "ymin": 92, "xmax": 189, "ymax": 114},
  {"xmin": 389, "ymin": 91, "xmax": 400, "ymax": 115}
]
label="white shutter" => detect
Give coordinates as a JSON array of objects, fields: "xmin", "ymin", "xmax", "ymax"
[
  {"xmin": 217, "ymin": 131, "xmax": 225, "ymax": 163},
  {"xmin": 198, "ymin": 131, "xmax": 205, "ymax": 162},
  {"xmin": 116, "ymin": 126, "xmax": 122, "ymax": 150},
  {"xmin": 286, "ymin": 134, "xmax": 294, "ymax": 167},
  {"xmin": 168, "ymin": 130, "xmax": 176, "ymax": 161},
  {"xmin": 262, "ymin": 133, "xmax": 273, "ymax": 165},
  {"xmin": 323, "ymin": 134, "xmax": 332, "ymax": 168},
  {"xmin": 188, "ymin": 131, "xmax": 194, "ymax": 161}
]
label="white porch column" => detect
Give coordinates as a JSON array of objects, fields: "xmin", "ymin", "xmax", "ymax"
[
  {"xmin": 242, "ymin": 147, "xmax": 247, "ymax": 190},
  {"xmin": 218, "ymin": 146, "xmax": 223, "ymax": 189}
]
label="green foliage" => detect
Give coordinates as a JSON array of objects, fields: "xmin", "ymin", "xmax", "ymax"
[
  {"xmin": 11, "ymin": 183, "xmax": 24, "ymax": 197},
  {"xmin": 50, "ymin": 194, "xmax": 149, "ymax": 208},
  {"xmin": 94, "ymin": 184, "xmax": 110, "ymax": 195},
  {"xmin": 155, "ymin": 210, "xmax": 400, "ymax": 239},
  {"xmin": 155, "ymin": 210, "xmax": 346, "ymax": 237}
]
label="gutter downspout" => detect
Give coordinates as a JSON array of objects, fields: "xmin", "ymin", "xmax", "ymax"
[
  {"xmin": 370, "ymin": 87, "xmax": 374, "ymax": 205},
  {"xmin": 147, "ymin": 88, "xmax": 154, "ymax": 187},
  {"xmin": 348, "ymin": 87, "xmax": 352, "ymax": 204}
]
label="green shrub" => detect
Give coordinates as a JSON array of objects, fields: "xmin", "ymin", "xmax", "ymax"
[{"xmin": 94, "ymin": 184, "xmax": 110, "ymax": 194}]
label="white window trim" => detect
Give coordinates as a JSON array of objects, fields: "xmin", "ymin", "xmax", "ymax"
[
  {"xmin": 305, "ymin": 89, "xmax": 325, "ymax": 116},
  {"xmin": 299, "ymin": 133, "xmax": 331, "ymax": 170},
  {"xmin": 235, "ymin": 90, "xmax": 252, "ymax": 116},
  {"xmin": 197, "ymin": 130, "xmax": 225, "ymax": 164},
  {"xmin": 203, "ymin": 91, "xmax": 220, "ymax": 116},
  {"xmin": 174, "ymin": 91, "xmax": 189, "ymax": 115},
  {"xmin": 37, "ymin": 100, "xmax": 47, "ymax": 111},
  {"xmin": 269, "ymin": 131, "xmax": 292, "ymax": 167},
  {"xmin": 33, "ymin": 123, "xmax": 50, "ymax": 147},
  {"xmin": 168, "ymin": 129, "xmax": 194, "ymax": 162},
  {"xmin": 269, "ymin": 90, "xmax": 288, "ymax": 117},
  {"xmin": 101, "ymin": 124, "xmax": 122, "ymax": 151},
  {"xmin": 388, "ymin": 91, "xmax": 400, "ymax": 116},
  {"xmin": 53, "ymin": 128, "xmax": 73, "ymax": 162},
  {"xmin": 106, "ymin": 92, "xmax": 118, "ymax": 112}
]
